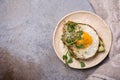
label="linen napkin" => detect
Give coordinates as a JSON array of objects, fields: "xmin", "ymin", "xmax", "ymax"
[{"xmin": 86, "ymin": 54, "xmax": 120, "ymax": 80}]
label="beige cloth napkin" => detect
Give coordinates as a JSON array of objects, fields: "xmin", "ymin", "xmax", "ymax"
[
  {"xmin": 87, "ymin": 0, "xmax": 120, "ymax": 80},
  {"xmin": 86, "ymin": 54, "xmax": 120, "ymax": 80}
]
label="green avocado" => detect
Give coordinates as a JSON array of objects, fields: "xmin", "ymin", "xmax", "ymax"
[
  {"xmin": 100, "ymin": 40, "xmax": 104, "ymax": 46},
  {"xmin": 98, "ymin": 45, "xmax": 105, "ymax": 52}
]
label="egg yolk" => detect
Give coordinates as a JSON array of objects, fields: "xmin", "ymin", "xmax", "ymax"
[{"xmin": 76, "ymin": 32, "xmax": 93, "ymax": 48}]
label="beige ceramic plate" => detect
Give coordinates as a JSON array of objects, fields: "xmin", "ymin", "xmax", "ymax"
[{"xmin": 53, "ymin": 11, "xmax": 112, "ymax": 69}]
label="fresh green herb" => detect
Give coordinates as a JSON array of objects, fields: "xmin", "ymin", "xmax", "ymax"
[
  {"xmin": 76, "ymin": 44, "xmax": 85, "ymax": 49},
  {"xmin": 67, "ymin": 57, "xmax": 73, "ymax": 63},
  {"xmin": 80, "ymin": 61, "xmax": 85, "ymax": 67},
  {"xmin": 62, "ymin": 55, "xmax": 68, "ymax": 60},
  {"xmin": 62, "ymin": 49, "xmax": 74, "ymax": 65},
  {"xmin": 79, "ymin": 31, "xmax": 83, "ymax": 35},
  {"xmin": 67, "ymin": 50, "xmax": 73, "ymax": 63},
  {"xmin": 67, "ymin": 50, "xmax": 73, "ymax": 57},
  {"xmin": 62, "ymin": 54, "xmax": 68, "ymax": 65},
  {"xmin": 77, "ymin": 31, "xmax": 83, "ymax": 40},
  {"xmin": 67, "ymin": 26, "xmax": 74, "ymax": 32},
  {"xmin": 78, "ymin": 35, "xmax": 81, "ymax": 40},
  {"xmin": 66, "ymin": 21, "xmax": 78, "ymax": 32},
  {"xmin": 66, "ymin": 37, "xmax": 75, "ymax": 46}
]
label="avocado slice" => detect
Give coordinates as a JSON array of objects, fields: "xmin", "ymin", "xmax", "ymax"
[
  {"xmin": 98, "ymin": 45, "xmax": 105, "ymax": 52},
  {"xmin": 100, "ymin": 40, "xmax": 104, "ymax": 46}
]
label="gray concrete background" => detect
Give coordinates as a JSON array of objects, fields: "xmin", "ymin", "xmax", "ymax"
[{"xmin": 0, "ymin": 0, "xmax": 98, "ymax": 80}]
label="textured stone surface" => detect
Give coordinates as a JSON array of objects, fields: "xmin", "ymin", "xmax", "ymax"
[{"xmin": 0, "ymin": 0, "xmax": 95, "ymax": 80}]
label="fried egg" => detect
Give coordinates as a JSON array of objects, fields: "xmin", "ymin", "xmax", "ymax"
[{"xmin": 70, "ymin": 24, "xmax": 99, "ymax": 59}]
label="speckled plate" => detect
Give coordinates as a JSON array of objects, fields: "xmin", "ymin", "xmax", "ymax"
[{"xmin": 53, "ymin": 11, "xmax": 112, "ymax": 69}]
